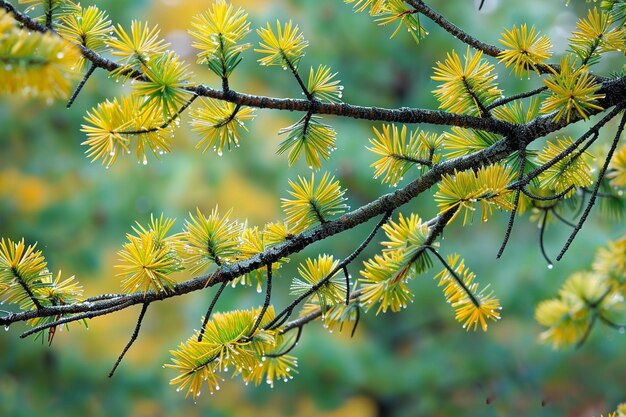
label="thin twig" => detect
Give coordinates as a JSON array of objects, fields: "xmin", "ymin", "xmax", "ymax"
[
  {"xmin": 462, "ymin": 77, "xmax": 491, "ymax": 118},
  {"xmin": 538, "ymin": 209, "xmax": 553, "ymax": 267},
  {"xmin": 550, "ymin": 208, "xmax": 577, "ymax": 228},
  {"xmin": 598, "ymin": 315, "xmax": 626, "ymax": 330},
  {"xmin": 14, "ymin": 271, "xmax": 43, "ymax": 310},
  {"xmin": 350, "ymin": 307, "xmax": 361, "ymax": 337},
  {"xmin": 342, "ymin": 266, "xmax": 351, "ymax": 306},
  {"xmin": 576, "ymin": 313, "xmax": 597, "ymax": 349},
  {"xmin": 282, "ymin": 51, "xmax": 312, "ymax": 100},
  {"xmin": 405, "ymin": 0, "xmax": 502, "ymax": 57},
  {"xmin": 67, "ymin": 63, "xmax": 96, "ymax": 108},
  {"xmin": 20, "ymin": 299, "xmax": 135, "ymax": 338},
  {"xmin": 557, "ymin": 110, "xmax": 626, "ymax": 261},
  {"xmin": 427, "ymin": 247, "xmax": 481, "ymax": 308},
  {"xmin": 247, "ymin": 265, "xmax": 273, "ymax": 338},
  {"xmin": 217, "ymin": 34, "xmax": 230, "ymax": 93},
  {"xmin": 45, "ymin": 0, "xmax": 53, "ymax": 30},
  {"xmin": 122, "ymin": 94, "xmax": 199, "ymax": 135},
  {"xmin": 486, "ymin": 87, "xmax": 547, "ymax": 111},
  {"xmin": 521, "ymin": 185, "xmax": 575, "ymax": 201},
  {"xmin": 109, "ymin": 302, "xmax": 150, "ymax": 378},
  {"xmin": 497, "ymin": 148, "xmax": 526, "ymax": 258},
  {"xmin": 198, "ymin": 281, "xmax": 228, "ymax": 342},
  {"xmin": 265, "ymin": 326, "xmax": 302, "ymax": 358},
  {"xmin": 214, "ymin": 103, "xmax": 241, "ymax": 128}
]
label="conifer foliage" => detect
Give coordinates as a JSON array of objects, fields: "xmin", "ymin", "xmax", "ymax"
[{"xmin": 1, "ymin": 0, "xmax": 626, "ymax": 409}]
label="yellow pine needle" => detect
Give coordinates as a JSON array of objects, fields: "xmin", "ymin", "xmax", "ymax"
[
  {"xmin": 116, "ymin": 231, "xmax": 180, "ymax": 294},
  {"xmin": 498, "ymin": 24, "xmax": 552, "ymax": 78},
  {"xmin": 188, "ymin": 0, "xmax": 250, "ymax": 64},
  {"xmin": 541, "ymin": 55, "xmax": 604, "ymax": 122},
  {"xmin": 433, "ymin": 254, "xmax": 501, "ymax": 332},
  {"xmin": 277, "ymin": 115, "xmax": 336, "ymax": 169},
  {"xmin": 307, "ymin": 65, "xmax": 343, "ymax": 103},
  {"xmin": 381, "ymin": 212, "xmax": 429, "ymax": 252},
  {"xmin": 435, "ymin": 164, "xmax": 514, "ymax": 225},
  {"xmin": 167, "ymin": 307, "xmax": 296, "ymax": 397},
  {"xmin": 180, "ymin": 207, "xmax": 242, "ymax": 273},
  {"xmin": 359, "ymin": 251, "xmax": 413, "ymax": 314},
  {"xmin": 376, "ymin": 0, "xmax": 427, "ymax": 44},
  {"xmin": 191, "ymin": 98, "xmax": 255, "ymax": 155},
  {"xmin": 537, "ymin": 136, "xmax": 594, "ymax": 194},
  {"xmin": 291, "ymin": 254, "xmax": 345, "ymax": 306},
  {"xmin": 81, "ymin": 95, "xmax": 173, "ymax": 168},
  {"xmin": 344, "ymin": 0, "xmax": 386, "ymax": 15},
  {"xmin": 133, "ymin": 51, "xmax": 194, "ymax": 120},
  {"xmin": 255, "ymin": 20, "xmax": 308, "ymax": 69},
  {"xmin": 107, "ymin": 20, "xmax": 169, "ymax": 69},
  {"xmin": 58, "ymin": 5, "xmax": 111, "ymax": 51},
  {"xmin": 432, "ymin": 46, "xmax": 501, "ymax": 115},
  {"xmin": 281, "ymin": 172, "xmax": 348, "ymax": 234},
  {"xmin": 608, "ymin": 145, "xmax": 626, "ymax": 188}
]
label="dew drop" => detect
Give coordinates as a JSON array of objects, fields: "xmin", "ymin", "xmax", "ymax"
[
  {"xmin": 56, "ymin": 52, "xmax": 65, "ymax": 59},
  {"xmin": 619, "ymin": 327, "xmax": 625, "ymax": 334},
  {"xmin": 547, "ymin": 264, "xmax": 553, "ymax": 270},
  {"xmin": 4, "ymin": 325, "xmax": 9, "ymax": 332}
]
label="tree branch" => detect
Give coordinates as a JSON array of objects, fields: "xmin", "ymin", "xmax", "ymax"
[
  {"xmin": 405, "ymin": 0, "xmax": 502, "ymax": 57},
  {"xmin": 108, "ymin": 302, "xmax": 150, "ymax": 377}
]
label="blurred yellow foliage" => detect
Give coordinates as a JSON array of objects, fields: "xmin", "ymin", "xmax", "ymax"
[{"xmin": 0, "ymin": 169, "xmax": 52, "ymax": 213}]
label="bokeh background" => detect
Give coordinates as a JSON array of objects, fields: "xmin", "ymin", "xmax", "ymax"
[{"xmin": 1, "ymin": 0, "xmax": 625, "ymax": 416}]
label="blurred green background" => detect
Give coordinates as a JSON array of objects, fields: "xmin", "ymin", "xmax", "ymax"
[{"xmin": 1, "ymin": 0, "xmax": 625, "ymax": 416}]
